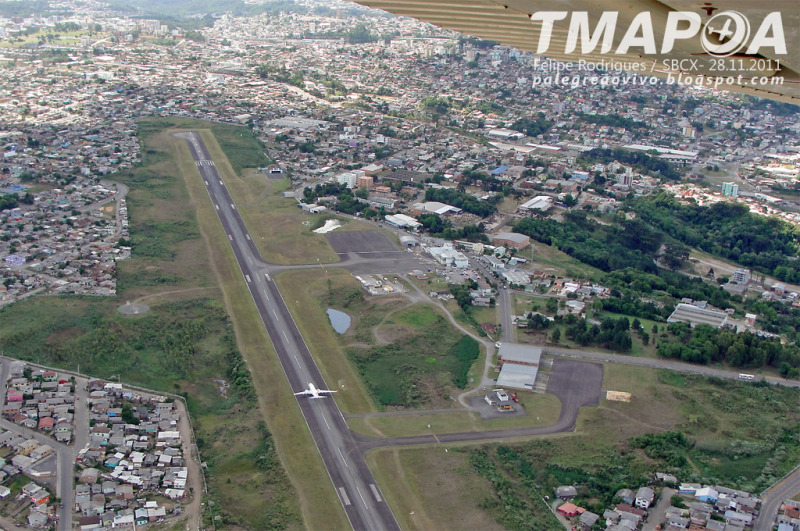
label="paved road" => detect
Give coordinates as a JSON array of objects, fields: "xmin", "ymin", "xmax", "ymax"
[
  {"xmin": 756, "ymin": 468, "xmax": 800, "ymax": 530},
  {"xmin": 177, "ymin": 132, "xmax": 399, "ymax": 531},
  {"xmin": 498, "ymin": 288, "xmax": 514, "ymax": 343}
]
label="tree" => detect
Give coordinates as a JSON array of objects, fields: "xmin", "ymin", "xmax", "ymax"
[
  {"xmin": 527, "ymin": 314, "xmax": 550, "ymax": 330},
  {"xmin": 551, "ymin": 328, "xmax": 561, "ymax": 343}
]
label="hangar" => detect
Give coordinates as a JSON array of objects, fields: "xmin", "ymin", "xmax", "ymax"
[
  {"xmin": 667, "ymin": 303, "xmax": 728, "ymax": 328},
  {"xmin": 496, "ymin": 343, "xmax": 542, "ymax": 390}
]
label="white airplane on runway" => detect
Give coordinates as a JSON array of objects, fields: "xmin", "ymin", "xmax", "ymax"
[{"xmin": 294, "ymin": 383, "xmax": 337, "ymax": 399}]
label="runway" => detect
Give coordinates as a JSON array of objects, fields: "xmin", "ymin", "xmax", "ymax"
[
  {"xmin": 176, "ymin": 132, "xmax": 399, "ymax": 531},
  {"xmin": 178, "ymin": 130, "xmax": 607, "ymax": 530}
]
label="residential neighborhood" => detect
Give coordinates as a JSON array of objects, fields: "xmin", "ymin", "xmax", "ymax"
[{"xmin": 0, "ymin": 357, "xmax": 195, "ymax": 529}]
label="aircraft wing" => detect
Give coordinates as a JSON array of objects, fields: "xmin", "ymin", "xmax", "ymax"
[
  {"xmin": 316, "ymin": 389, "xmax": 337, "ymax": 395},
  {"xmin": 293, "ymin": 390, "xmax": 314, "ymax": 396},
  {"xmin": 354, "ymin": 0, "xmax": 799, "ymax": 104}
]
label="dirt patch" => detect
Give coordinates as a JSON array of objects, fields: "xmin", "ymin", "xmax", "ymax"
[
  {"xmin": 44, "ymin": 327, "xmax": 84, "ymax": 347},
  {"xmin": 417, "ymin": 374, "xmax": 460, "ymax": 409}
]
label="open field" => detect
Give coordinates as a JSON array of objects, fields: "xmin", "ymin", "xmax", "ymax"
[
  {"xmin": 366, "ymin": 447, "xmax": 504, "ymax": 531},
  {"xmin": 580, "ymin": 363, "xmax": 800, "ymax": 491},
  {"xmin": 352, "ymin": 301, "xmax": 481, "ymax": 408},
  {"xmin": 531, "ymin": 240, "xmax": 606, "ymax": 279},
  {"xmin": 348, "ymin": 392, "xmax": 562, "ymax": 438}
]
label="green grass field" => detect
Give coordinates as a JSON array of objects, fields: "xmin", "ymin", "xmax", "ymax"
[
  {"xmin": 352, "ymin": 301, "xmax": 481, "ymax": 409},
  {"xmin": 348, "ymin": 392, "xmax": 562, "ymax": 438},
  {"xmin": 366, "ymin": 447, "xmax": 504, "ymax": 531},
  {"xmin": 532, "ymin": 240, "xmax": 606, "ymax": 279}
]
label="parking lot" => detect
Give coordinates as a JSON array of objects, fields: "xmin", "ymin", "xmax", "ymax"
[{"xmin": 326, "ymin": 230, "xmax": 402, "ymax": 255}]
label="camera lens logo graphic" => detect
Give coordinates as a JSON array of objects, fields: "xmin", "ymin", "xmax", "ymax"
[{"xmin": 701, "ymin": 11, "xmax": 750, "ymax": 57}]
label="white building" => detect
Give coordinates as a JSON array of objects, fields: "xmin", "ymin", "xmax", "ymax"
[
  {"xmin": 519, "ymin": 195, "xmax": 553, "ymax": 213},
  {"xmin": 635, "ymin": 487, "xmax": 655, "ymax": 509},
  {"xmin": 385, "ymin": 214, "xmax": 421, "ymax": 230},
  {"xmin": 732, "ymin": 268, "xmax": 750, "ymax": 285},
  {"xmin": 428, "ymin": 244, "xmax": 469, "ymax": 268}
]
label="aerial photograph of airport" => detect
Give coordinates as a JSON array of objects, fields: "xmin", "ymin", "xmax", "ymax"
[{"xmin": 0, "ymin": 0, "xmax": 798, "ymax": 529}]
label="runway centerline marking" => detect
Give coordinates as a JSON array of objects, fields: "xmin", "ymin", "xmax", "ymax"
[
  {"xmin": 338, "ymin": 448, "xmax": 349, "ymax": 468},
  {"xmin": 369, "ymin": 484, "xmax": 383, "ymax": 502},
  {"xmin": 356, "ymin": 486, "xmax": 369, "ymax": 509},
  {"xmin": 322, "ymin": 414, "xmax": 331, "ymax": 430}
]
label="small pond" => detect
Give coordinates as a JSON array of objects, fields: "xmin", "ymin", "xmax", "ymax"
[{"xmin": 327, "ymin": 308, "xmax": 351, "ymax": 334}]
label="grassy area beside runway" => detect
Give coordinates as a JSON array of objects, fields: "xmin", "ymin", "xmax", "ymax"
[
  {"xmin": 275, "ymin": 269, "xmax": 486, "ymax": 410},
  {"xmin": 195, "ymin": 128, "xmax": 380, "ymax": 265},
  {"xmin": 273, "ymin": 268, "xmax": 376, "ymax": 414},
  {"xmin": 347, "ymin": 392, "xmax": 562, "ymax": 438},
  {"xmin": 366, "ymin": 447, "xmax": 504, "ymax": 531}
]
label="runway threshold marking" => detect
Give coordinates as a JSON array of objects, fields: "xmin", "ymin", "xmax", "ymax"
[
  {"xmin": 369, "ymin": 484, "xmax": 383, "ymax": 502},
  {"xmin": 338, "ymin": 488, "xmax": 352, "ymax": 506},
  {"xmin": 245, "ymin": 234, "xmax": 251, "ymax": 240},
  {"xmin": 245, "ymin": 275, "xmax": 251, "ymax": 283},
  {"xmin": 227, "ymin": 234, "xmax": 233, "ymax": 241},
  {"xmin": 265, "ymin": 274, "xmax": 271, "ymax": 281},
  {"xmin": 215, "ymin": 204, "xmax": 219, "ymax": 210}
]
